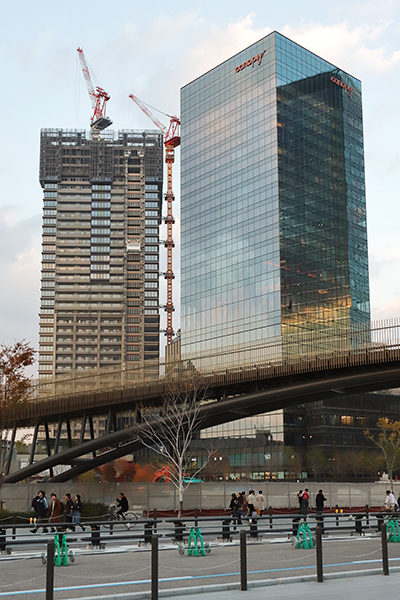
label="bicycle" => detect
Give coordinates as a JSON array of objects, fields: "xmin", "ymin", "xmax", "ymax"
[{"xmin": 107, "ymin": 504, "xmax": 139, "ymax": 529}]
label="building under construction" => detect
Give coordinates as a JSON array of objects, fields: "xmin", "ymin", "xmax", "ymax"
[{"xmin": 38, "ymin": 128, "xmax": 163, "ymax": 392}]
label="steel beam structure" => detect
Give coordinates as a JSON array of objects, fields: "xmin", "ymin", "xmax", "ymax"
[{"xmin": 5, "ymin": 359, "xmax": 400, "ymax": 483}]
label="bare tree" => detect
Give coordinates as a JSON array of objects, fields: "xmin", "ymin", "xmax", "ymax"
[
  {"xmin": 365, "ymin": 418, "xmax": 400, "ymax": 487},
  {"xmin": 0, "ymin": 341, "xmax": 35, "ymax": 492},
  {"xmin": 137, "ymin": 373, "xmax": 213, "ymax": 517},
  {"xmin": 306, "ymin": 447, "xmax": 327, "ymax": 479}
]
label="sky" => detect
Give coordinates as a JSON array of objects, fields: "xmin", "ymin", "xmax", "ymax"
[{"xmin": 1, "ymin": 0, "xmax": 399, "ymax": 373}]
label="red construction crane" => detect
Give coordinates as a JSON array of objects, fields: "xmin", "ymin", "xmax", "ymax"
[
  {"xmin": 77, "ymin": 47, "xmax": 112, "ymax": 131},
  {"xmin": 129, "ymin": 93, "xmax": 180, "ymax": 345}
]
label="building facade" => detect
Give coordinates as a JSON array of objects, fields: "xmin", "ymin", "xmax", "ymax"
[
  {"xmin": 180, "ymin": 32, "xmax": 371, "ymax": 479},
  {"xmin": 38, "ymin": 128, "xmax": 163, "ymax": 391}
]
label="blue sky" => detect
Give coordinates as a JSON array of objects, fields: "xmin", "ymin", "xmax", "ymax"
[{"xmin": 1, "ymin": 0, "xmax": 399, "ymax": 368}]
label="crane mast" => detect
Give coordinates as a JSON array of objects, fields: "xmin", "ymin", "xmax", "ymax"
[
  {"xmin": 129, "ymin": 94, "xmax": 180, "ymax": 345},
  {"xmin": 77, "ymin": 47, "xmax": 112, "ymax": 131}
]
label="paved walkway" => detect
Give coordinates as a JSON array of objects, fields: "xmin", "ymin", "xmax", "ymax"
[
  {"xmin": 172, "ymin": 570, "xmax": 400, "ymax": 600},
  {"xmin": 71, "ymin": 568, "xmax": 400, "ymax": 600}
]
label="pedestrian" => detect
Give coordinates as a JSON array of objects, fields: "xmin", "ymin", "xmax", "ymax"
[
  {"xmin": 315, "ymin": 489, "xmax": 327, "ymax": 516},
  {"xmin": 383, "ymin": 490, "xmax": 398, "ymax": 513},
  {"xmin": 241, "ymin": 491, "xmax": 248, "ymax": 518},
  {"xmin": 72, "ymin": 494, "xmax": 85, "ymax": 531},
  {"xmin": 247, "ymin": 490, "xmax": 256, "ymax": 517},
  {"xmin": 236, "ymin": 492, "xmax": 243, "ymax": 524},
  {"xmin": 301, "ymin": 488, "xmax": 309, "ymax": 518},
  {"xmin": 47, "ymin": 493, "xmax": 63, "ymax": 532},
  {"xmin": 297, "ymin": 489, "xmax": 303, "ymax": 513},
  {"xmin": 256, "ymin": 490, "xmax": 265, "ymax": 516},
  {"xmin": 31, "ymin": 490, "xmax": 48, "ymax": 533},
  {"xmin": 229, "ymin": 493, "xmax": 237, "ymax": 516},
  {"xmin": 64, "ymin": 493, "xmax": 74, "ymax": 530}
]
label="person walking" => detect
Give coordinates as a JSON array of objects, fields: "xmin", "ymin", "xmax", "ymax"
[
  {"xmin": 315, "ymin": 489, "xmax": 327, "ymax": 516},
  {"xmin": 301, "ymin": 488, "xmax": 309, "ymax": 518},
  {"xmin": 229, "ymin": 493, "xmax": 238, "ymax": 516},
  {"xmin": 47, "ymin": 493, "xmax": 63, "ymax": 532},
  {"xmin": 31, "ymin": 490, "xmax": 48, "ymax": 533},
  {"xmin": 256, "ymin": 490, "xmax": 265, "ymax": 516},
  {"xmin": 241, "ymin": 491, "xmax": 248, "ymax": 519},
  {"xmin": 64, "ymin": 493, "xmax": 74, "ymax": 530},
  {"xmin": 72, "ymin": 494, "xmax": 85, "ymax": 531},
  {"xmin": 297, "ymin": 490, "xmax": 303, "ymax": 513},
  {"xmin": 236, "ymin": 492, "xmax": 243, "ymax": 524},
  {"xmin": 247, "ymin": 490, "xmax": 256, "ymax": 517}
]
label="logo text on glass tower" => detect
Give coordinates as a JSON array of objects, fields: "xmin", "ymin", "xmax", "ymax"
[{"xmin": 235, "ymin": 50, "xmax": 266, "ymax": 73}]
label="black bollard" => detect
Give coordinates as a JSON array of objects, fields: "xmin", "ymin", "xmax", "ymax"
[
  {"xmin": 151, "ymin": 534, "xmax": 158, "ymax": 600},
  {"xmin": 144, "ymin": 522, "xmax": 153, "ymax": 544},
  {"xmin": 240, "ymin": 529, "xmax": 247, "ymax": 591},
  {"xmin": 222, "ymin": 519, "xmax": 231, "ymax": 541},
  {"xmin": 0, "ymin": 529, "xmax": 6, "ymax": 553},
  {"xmin": 249, "ymin": 519, "xmax": 258, "ymax": 539},
  {"xmin": 173, "ymin": 520, "xmax": 185, "ymax": 542},
  {"xmin": 316, "ymin": 524, "xmax": 323, "ymax": 582},
  {"xmin": 355, "ymin": 515, "xmax": 363, "ymax": 535},
  {"xmin": 90, "ymin": 524, "xmax": 101, "ymax": 548},
  {"xmin": 12, "ymin": 513, "xmax": 17, "ymax": 540},
  {"xmin": 292, "ymin": 517, "xmax": 300, "ymax": 538},
  {"xmin": 381, "ymin": 523, "xmax": 389, "ymax": 576},
  {"xmin": 46, "ymin": 539, "xmax": 55, "ymax": 600},
  {"xmin": 268, "ymin": 506, "xmax": 273, "ymax": 530}
]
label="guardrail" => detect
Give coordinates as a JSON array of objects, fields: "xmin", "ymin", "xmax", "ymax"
[{"xmin": 31, "ymin": 318, "xmax": 400, "ymax": 403}]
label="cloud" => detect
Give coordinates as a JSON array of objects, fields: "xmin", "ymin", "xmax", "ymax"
[
  {"xmin": 281, "ymin": 21, "xmax": 400, "ymax": 73},
  {"xmin": 0, "ymin": 211, "xmax": 41, "ymax": 350}
]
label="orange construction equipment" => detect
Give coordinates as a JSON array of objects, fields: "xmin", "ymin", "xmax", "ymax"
[
  {"xmin": 129, "ymin": 94, "xmax": 179, "ymax": 344},
  {"xmin": 153, "ymin": 465, "xmax": 170, "ymax": 482}
]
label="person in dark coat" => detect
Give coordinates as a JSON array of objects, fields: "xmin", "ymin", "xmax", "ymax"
[
  {"xmin": 315, "ymin": 489, "xmax": 327, "ymax": 516},
  {"xmin": 64, "ymin": 493, "xmax": 74, "ymax": 530},
  {"xmin": 72, "ymin": 494, "xmax": 85, "ymax": 531},
  {"xmin": 47, "ymin": 493, "xmax": 63, "ymax": 532},
  {"xmin": 31, "ymin": 490, "xmax": 49, "ymax": 533},
  {"xmin": 116, "ymin": 492, "xmax": 129, "ymax": 518}
]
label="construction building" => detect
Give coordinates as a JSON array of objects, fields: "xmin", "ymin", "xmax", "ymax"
[{"xmin": 38, "ymin": 129, "xmax": 163, "ymax": 438}]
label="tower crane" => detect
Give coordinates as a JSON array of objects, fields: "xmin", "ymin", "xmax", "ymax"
[
  {"xmin": 77, "ymin": 47, "xmax": 112, "ymax": 131},
  {"xmin": 129, "ymin": 93, "xmax": 180, "ymax": 345}
]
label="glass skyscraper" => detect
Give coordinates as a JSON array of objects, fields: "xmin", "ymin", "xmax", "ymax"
[
  {"xmin": 180, "ymin": 32, "xmax": 370, "ymax": 479},
  {"xmin": 181, "ymin": 31, "xmax": 369, "ymax": 356}
]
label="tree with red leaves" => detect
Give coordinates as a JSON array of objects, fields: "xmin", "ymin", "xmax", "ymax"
[{"xmin": 0, "ymin": 341, "xmax": 35, "ymax": 490}]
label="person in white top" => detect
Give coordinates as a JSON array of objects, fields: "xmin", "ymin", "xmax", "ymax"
[
  {"xmin": 384, "ymin": 490, "xmax": 398, "ymax": 512},
  {"xmin": 247, "ymin": 490, "xmax": 256, "ymax": 516},
  {"xmin": 255, "ymin": 490, "xmax": 266, "ymax": 516}
]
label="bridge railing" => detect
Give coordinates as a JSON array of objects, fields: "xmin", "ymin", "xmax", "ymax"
[{"xmin": 34, "ymin": 318, "xmax": 400, "ymax": 402}]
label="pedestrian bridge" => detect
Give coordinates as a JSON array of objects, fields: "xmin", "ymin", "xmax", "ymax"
[{"xmin": 5, "ymin": 319, "xmax": 400, "ymax": 483}]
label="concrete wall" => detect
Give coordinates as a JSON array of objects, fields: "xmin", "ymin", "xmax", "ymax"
[{"xmin": 1, "ymin": 481, "xmax": 397, "ymax": 513}]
